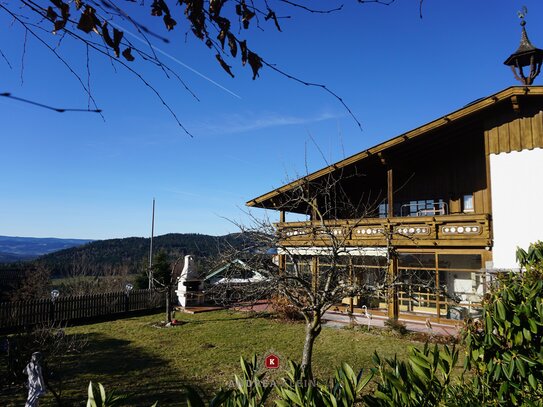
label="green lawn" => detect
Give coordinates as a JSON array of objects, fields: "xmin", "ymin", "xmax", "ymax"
[{"xmin": 1, "ymin": 311, "xmax": 423, "ymax": 406}]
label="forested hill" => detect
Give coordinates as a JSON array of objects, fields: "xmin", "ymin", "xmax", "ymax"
[{"xmin": 35, "ymin": 233, "xmax": 242, "ymax": 276}]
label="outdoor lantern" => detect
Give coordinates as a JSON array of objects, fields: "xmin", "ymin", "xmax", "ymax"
[
  {"xmin": 125, "ymin": 283, "xmax": 134, "ymax": 295},
  {"xmin": 50, "ymin": 289, "xmax": 59, "ymax": 301},
  {"xmin": 504, "ymin": 8, "xmax": 543, "ymax": 85}
]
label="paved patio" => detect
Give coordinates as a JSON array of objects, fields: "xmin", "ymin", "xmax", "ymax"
[
  {"xmin": 192, "ymin": 300, "xmax": 462, "ymax": 337},
  {"xmin": 323, "ymin": 310, "xmax": 461, "ymax": 336}
]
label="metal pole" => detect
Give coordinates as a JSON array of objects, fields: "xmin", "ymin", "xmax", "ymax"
[{"xmin": 149, "ymin": 198, "xmax": 155, "ymax": 289}]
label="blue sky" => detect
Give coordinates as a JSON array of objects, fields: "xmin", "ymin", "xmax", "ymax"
[{"xmin": 1, "ymin": 0, "xmax": 543, "ymax": 240}]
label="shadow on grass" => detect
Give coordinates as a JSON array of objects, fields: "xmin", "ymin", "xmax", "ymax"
[
  {"xmin": 0, "ymin": 332, "xmax": 197, "ymax": 407},
  {"xmin": 68, "ymin": 332, "xmax": 196, "ymax": 406},
  {"xmin": 176, "ymin": 316, "xmax": 256, "ymax": 325}
]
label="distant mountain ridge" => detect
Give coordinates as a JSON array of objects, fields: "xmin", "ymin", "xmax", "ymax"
[
  {"xmin": 0, "ymin": 235, "xmax": 93, "ymax": 262},
  {"xmin": 34, "ymin": 233, "xmax": 242, "ymax": 276}
]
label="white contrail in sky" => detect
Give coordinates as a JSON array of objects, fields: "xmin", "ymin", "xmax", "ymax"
[{"xmin": 111, "ymin": 22, "xmax": 242, "ymax": 99}]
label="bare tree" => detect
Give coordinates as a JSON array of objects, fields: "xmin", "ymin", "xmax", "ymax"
[
  {"xmin": 210, "ymin": 149, "xmax": 459, "ymax": 372},
  {"xmin": 210, "ymin": 169, "xmax": 389, "ymax": 375},
  {"xmin": 9, "ymin": 265, "xmax": 52, "ymax": 302},
  {"xmin": 55, "ymin": 255, "xmax": 132, "ymax": 297},
  {"xmin": 149, "ymin": 250, "xmax": 184, "ymax": 323}
]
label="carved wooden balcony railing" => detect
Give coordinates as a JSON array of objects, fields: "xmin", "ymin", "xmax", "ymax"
[{"xmin": 277, "ymin": 213, "xmax": 491, "ymax": 248}]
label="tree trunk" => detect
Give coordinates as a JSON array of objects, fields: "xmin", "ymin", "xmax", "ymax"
[
  {"xmin": 166, "ymin": 285, "xmax": 172, "ymax": 323},
  {"xmin": 301, "ymin": 312, "xmax": 321, "ymax": 376}
]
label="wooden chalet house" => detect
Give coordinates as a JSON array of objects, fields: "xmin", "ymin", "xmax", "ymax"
[{"xmin": 246, "ymin": 20, "xmax": 543, "ymax": 323}]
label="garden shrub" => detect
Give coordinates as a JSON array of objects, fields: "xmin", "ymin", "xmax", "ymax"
[
  {"xmin": 184, "ymin": 355, "xmax": 372, "ymax": 407},
  {"xmin": 270, "ymin": 295, "xmax": 304, "ymax": 321},
  {"xmin": 383, "ymin": 318, "xmax": 408, "ymax": 336},
  {"xmin": 86, "ymin": 381, "xmax": 134, "ymax": 407},
  {"xmin": 460, "ymin": 243, "xmax": 543, "ymax": 405},
  {"xmin": 363, "ymin": 344, "xmax": 458, "ymax": 407}
]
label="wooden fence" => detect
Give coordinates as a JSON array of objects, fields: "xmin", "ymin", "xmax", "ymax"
[
  {"xmin": 0, "ymin": 289, "xmax": 167, "ymax": 332},
  {"xmin": 0, "ymin": 268, "xmax": 23, "ymax": 287}
]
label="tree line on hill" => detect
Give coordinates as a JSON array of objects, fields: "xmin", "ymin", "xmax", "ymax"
[
  {"xmin": 0, "ymin": 233, "xmax": 247, "ymax": 301},
  {"xmin": 34, "ymin": 233, "xmax": 243, "ymax": 277}
]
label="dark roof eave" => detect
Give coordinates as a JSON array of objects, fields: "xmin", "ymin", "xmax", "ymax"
[{"xmin": 246, "ymin": 86, "xmax": 543, "ymax": 210}]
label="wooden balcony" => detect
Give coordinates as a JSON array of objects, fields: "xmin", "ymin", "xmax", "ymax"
[{"xmin": 277, "ymin": 213, "xmax": 491, "ymax": 248}]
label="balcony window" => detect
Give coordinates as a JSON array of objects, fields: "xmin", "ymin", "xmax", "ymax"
[
  {"xmin": 463, "ymin": 194, "xmax": 474, "ymax": 212},
  {"xmin": 378, "ymin": 203, "xmax": 388, "ymax": 218},
  {"xmin": 352, "ymin": 255, "xmax": 388, "ymax": 267},
  {"xmin": 399, "ymin": 199, "xmax": 446, "ymax": 217},
  {"xmin": 438, "ymin": 254, "xmax": 482, "ymax": 270},
  {"xmin": 395, "ymin": 252, "xmax": 484, "ymax": 319},
  {"xmin": 398, "ymin": 253, "xmax": 436, "ymax": 268},
  {"xmin": 285, "ymin": 256, "xmax": 311, "ymax": 274}
]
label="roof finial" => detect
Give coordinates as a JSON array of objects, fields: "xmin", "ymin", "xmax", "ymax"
[
  {"xmin": 517, "ymin": 6, "xmax": 527, "ymax": 25},
  {"xmin": 504, "ymin": 6, "xmax": 543, "ymax": 85}
]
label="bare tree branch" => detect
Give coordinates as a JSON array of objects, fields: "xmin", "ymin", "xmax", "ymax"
[
  {"xmin": 278, "ymin": 0, "xmax": 343, "ymax": 14},
  {"xmin": 20, "ymin": 28, "xmax": 28, "ymax": 85},
  {"xmin": 262, "ymin": 60, "xmax": 363, "ymax": 132},
  {"xmin": 1, "ymin": 0, "xmax": 404, "ymax": 134},
  {"xmin": 86, "ymin": 44, "xmax": 92, "ymax": 110},
  {"xmin": 0, "ymin": 92, "xmax": 102, "ymax": 113},
  {"xmin": 0, "ymin": 47, "xmax": 13, "ymax": 69},
  {"xmin": 0, "ymin": 3, "xmax": 103, "ymax": 116},
  {"xmin": 358, "ymin": 0, "xmax": 396, "ymax": 5},
  {"xmin": 207, "ymin": 167, "xmax": 387, "ymax": 374}
]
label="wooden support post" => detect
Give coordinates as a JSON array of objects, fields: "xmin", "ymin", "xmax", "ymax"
[
  {"xmin": 435, "ymin": 252, "xmax": 440, "ymax": 320},
  {"xmin": 312, "ymin": 256, "xmax": 319, "ymax": 295},
  {"xmin": 387, "ymin": 168, "xmax": 394, "ymax": 218},
  {"xmin": 387, "ymin": 255, "xmax": 399, "ymax": 320},
  {"xmin": 386, "ymin": 168, "xmax": 397, "ymax": 319},
  {"xmin": 279, "ymin": 256, "xmax": 286, "ymax": 275},
  {"xmin": 279, "ymin": 211, "xmax": 286, "ymax": 275},
  {"xmin": 310, "ymin": 198, "xmax": 318, "ymax": 221},
  {"xmin": 449, "ymin": 197, "xmax": 461, "ymax": 214},
  {"xmin": 348, "ymin": 259, "xmax": 354, "ymax": 314}
]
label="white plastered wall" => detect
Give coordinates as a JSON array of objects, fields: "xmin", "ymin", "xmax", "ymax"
[{"xmin": 489, "ymin": 148, "xmax": 543, "ymax": 269}]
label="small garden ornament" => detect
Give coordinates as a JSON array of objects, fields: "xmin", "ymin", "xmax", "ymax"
[{"xmin": 24, "ymin": 352, "xmax": 46, "ymax": 407}]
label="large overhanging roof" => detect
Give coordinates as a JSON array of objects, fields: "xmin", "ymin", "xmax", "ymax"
[{"xmin": 246, "ymin": 86, "xmax": 543, "ymax": 210}]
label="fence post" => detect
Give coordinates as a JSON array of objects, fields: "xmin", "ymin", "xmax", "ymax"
[
  {"xmin": 49, "ymin": 289, "xmax": 59, "ymax": 322},
  {"xmin": 125, "ymin": 283, "xmax": 133, "ymax": 313}
]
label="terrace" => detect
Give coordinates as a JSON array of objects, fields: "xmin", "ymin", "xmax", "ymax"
[{"xmin": 277, "ymin": 212, "xmax": 491, "ymax": 248}]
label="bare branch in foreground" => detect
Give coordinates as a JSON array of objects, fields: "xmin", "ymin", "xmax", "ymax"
[
  {"xmin": 0, "ymin": 92, "xmax": 102, "ymax": 113},
  {"xmin": 0, "ymin": 47, "xmax": 12, "ymax": 69},
  {"xmin": 0, "ymin": 0, "xmax": 406, "ymax": 134}
]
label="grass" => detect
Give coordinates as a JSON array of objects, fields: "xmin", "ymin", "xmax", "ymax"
[{"xmin": 1, "ymin": 310, "xmax": 425, "ymax": 406}]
